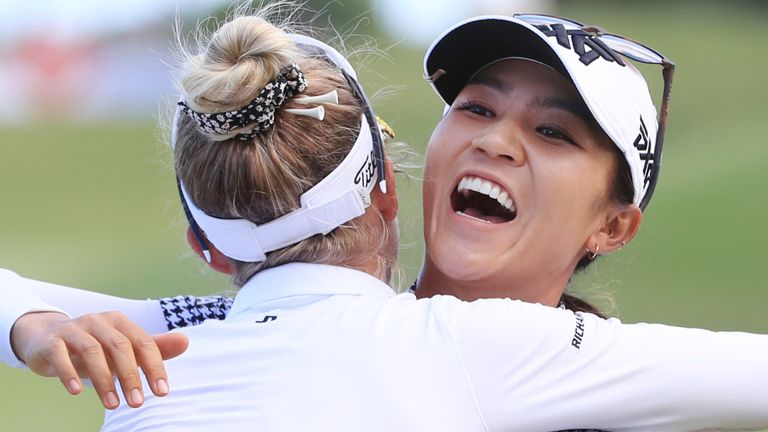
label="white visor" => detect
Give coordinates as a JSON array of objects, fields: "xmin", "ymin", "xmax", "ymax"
[{"xmin": 173, "ymin": 34, "xmax": 385, "ymax": 262}]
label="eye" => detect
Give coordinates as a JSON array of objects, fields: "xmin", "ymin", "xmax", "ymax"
[
  {"xmin": 456, "ymin": 101, "xmax": 495, "ymax": 118},
  {"xmin": 537, "ymin": 125, "xmax": 577, "ymax": 146}
]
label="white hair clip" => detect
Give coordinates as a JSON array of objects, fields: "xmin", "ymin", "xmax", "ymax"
[
  {"xmin": 284, "ymin": 90, "xmax": 339, "ymax": 121},
  {"xmin": 285, "ymin": 106, "xmax": 326, "ymax": 120},
  {"xmin": 294, "ymin": 90, "xmax": 339, "ymax": 105}
]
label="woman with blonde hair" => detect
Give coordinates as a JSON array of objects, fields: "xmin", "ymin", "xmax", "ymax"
[{"xmin": 6, "ymin": 7, "xmax": 768, "ymax": 431}]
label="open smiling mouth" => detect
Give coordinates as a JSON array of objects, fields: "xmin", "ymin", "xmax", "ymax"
[{"xmin": 450, "ymin": 175, "xmax": 517, "ymax": 224}]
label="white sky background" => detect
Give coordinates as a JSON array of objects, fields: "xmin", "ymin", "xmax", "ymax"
[
  {"xmin": 0, "ymin": 0, "xmax": 553, "ymax": 43},
  {"xmin": 0, "ymin": 0, "xmax": 232, "ymax": 122},
  {"xmin": 372, "ymin": 0, "xmax": 553, "ymax": 46},
  {"xmin": 0, "ymin": 0, "xmax": 230, "ymax": 40},
  {"xmin": 0, "ymin": 0, "xmax": 553, "ymax": 122}
]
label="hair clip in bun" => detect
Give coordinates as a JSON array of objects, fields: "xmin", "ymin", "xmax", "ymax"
[
  {"xmin": 284, "ymin": 107, "xmax": 325, "ymax": 120},
  {"xmin": 294, "ymin": 90, "xmax": 339, "ymax": 105}
]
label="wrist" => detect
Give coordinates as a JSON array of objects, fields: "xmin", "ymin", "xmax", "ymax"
[{"xmin": 10, "ymin": 311, "xmax": 70, "ymax": 364}]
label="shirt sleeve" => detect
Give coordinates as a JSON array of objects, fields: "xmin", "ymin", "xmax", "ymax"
[
  {"xmin": 19, "ymin": 278, "xmax": 170, "ymax": 334},
  {"xmin": 0, "ymin": 268, "xmax": 232, "ymax": 369},
  {"xmin": 16, "ymin": 277, "xmax": 233, "ymax": 332},
  {"xmin": 0, "ymin": 269, "xmax": 70, "ymax": 368},
  {"xmin": 438, "ymin": 296, "xmax": 768, "ymax": 432}
]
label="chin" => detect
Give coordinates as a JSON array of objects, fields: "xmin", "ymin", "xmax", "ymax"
[{"xmin": 430, "ymin": 244, "xmax": 497, "ymax": 284}]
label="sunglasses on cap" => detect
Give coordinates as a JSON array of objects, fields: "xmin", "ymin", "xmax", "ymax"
[{"xmin": 514, "ymin": 13, "xmax": 675, "ymax": 209}]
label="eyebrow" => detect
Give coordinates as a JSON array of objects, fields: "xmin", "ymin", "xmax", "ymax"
[
  {"xmin": 534, "ymin": 96, "xmax": 594, "ymax": 127},
  {"xmin": 467, "ymin": 74, "xmax": 594, "ymax": 126},
  {"xmin": 466, "ymin": 74, "xmax": 510, "ymax": 94}
]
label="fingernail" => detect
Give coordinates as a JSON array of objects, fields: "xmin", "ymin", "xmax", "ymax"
[
  {"xmin": 105, "ymin": 391, "xmax": 119, "ymax": 408},
  {"xmin": 130, "ymin": 388, "xmax": 143, "ymax": 406},
  {"xmin": 156, "ymin": 378, "xmax": 169, "ymax": 395},
  {"xmin": 67, "ymin": 379, "xmax": 81, "ymax": 395}
]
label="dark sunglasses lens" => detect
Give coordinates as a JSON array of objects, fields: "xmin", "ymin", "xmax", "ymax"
[
  {"xmin": 599, "ymin": 34, "xmax": 664, "ymax": 64},
  {"xmin": 515, "ymin": 14, "xmax": 665, "ymax": 65},
  {"xmin": 514, "ymin": 14, "xmax": 585, "ymax": 28}
]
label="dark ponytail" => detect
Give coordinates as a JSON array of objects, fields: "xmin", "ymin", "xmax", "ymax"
[{"xmin": 560, "ymin": 292, "xmax": 607, "ymax": 319}]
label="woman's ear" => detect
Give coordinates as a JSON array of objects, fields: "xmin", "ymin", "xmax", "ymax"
[
  {"xmin": 185, "ymin": 227, "xmax": 234, "ymax": 274},
  {"xmin": 370, "ymin": 157, "xmax": 398, "ymax": 222},
  {"xmin": 589, "ymin": 204, "xmax": 643, "ymax": 255}
]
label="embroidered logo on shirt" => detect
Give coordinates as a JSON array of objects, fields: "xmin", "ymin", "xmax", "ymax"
[{"xmin": 255, "ymin": 315, "xmax": 278, "ymax": 324}]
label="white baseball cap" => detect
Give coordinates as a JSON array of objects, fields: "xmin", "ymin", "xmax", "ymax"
[
  {"xmin": 424, "ymin": 14, "xmax": 675, "ymax": 209},
  {"xmin": 174, "ymin": 34, "xmax": 387, "ymax": 263}
]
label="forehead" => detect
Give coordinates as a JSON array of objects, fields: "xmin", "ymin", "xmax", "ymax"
[
  {"xmin": 467, "ymin": 59, "xmax": 597, "ymax": 127},
  {"xmin": 467, "ymin": 58, "xmax": 579, "ymax": 100}
]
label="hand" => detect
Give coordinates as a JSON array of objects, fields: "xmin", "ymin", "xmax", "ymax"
[{"xmin": 11, "ymin": 311, "xmax": 189, "ymax": 409}]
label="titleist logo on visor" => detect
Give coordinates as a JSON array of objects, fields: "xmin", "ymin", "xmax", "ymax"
[{"xmin": 355, "ymin": 150, "xmax": 377, "ymax": 189}]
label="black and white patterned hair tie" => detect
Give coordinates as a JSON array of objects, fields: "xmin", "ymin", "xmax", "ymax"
[{"xmin": 178, "ymin": 63, "xmax": 308, "ymax": 141}]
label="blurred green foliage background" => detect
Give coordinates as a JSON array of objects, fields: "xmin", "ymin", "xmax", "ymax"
[{"xmin": 1, "ymin": 0, "xmax": 767, "ymax": 430}]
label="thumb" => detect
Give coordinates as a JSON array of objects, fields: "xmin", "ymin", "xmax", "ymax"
[{"xmin": 152, "ymin": 333, "xmax": 190, "ymax": 360}]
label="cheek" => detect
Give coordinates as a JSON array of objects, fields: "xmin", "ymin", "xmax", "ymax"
[
  {"xmin": 422, "ymin": 123, "xmax": 457, "ymax": 210},
  {"xmin": 535, "ymin": 157, "xmax": 614, "ymax": 233},
  {"xmin": 549, "ymin": 147, "xmax": 615, "ymax": 200}
]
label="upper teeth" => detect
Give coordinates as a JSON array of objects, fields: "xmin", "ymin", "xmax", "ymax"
[{"xmin": 457, "ymin": 176, "xmax": 515, "ymax": 212}]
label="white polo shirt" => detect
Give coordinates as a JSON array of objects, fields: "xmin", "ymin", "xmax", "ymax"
[{"xmin": 101, "ymin": 263, "xmax": 768, "ymax": 432}]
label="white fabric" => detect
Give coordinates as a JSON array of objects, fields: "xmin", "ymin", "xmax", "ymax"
[
  {"xmin": 23, "ymin": 281, "xmax": 168, "ymax": 334},
  {"xmin": 0, "ymin": 269, "xmax": 71, "ymax": 368},
  {"xmin": 96, "ymin": 263, "xmax": 768, "ymax": 432},
  {"xmin": 178, "ymin": 115, "xmax": 376, "ymax": 262}
]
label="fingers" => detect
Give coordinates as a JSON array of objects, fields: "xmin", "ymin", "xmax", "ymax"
[
  {"xmin": 132, "ymin": 333, "xmax": 169, "ymax": 399},
  {"xmin": 18, "ymin": 311, "xmax": 182, "ymax": 409},
  {"xmin": 14, "ymin": 312, "xmax": 86, "ymax": 398},
  {"xmin": 83, "ymin": 316, "xmax": 145, "ymax": 408},
  {"xmin": 86, "ymin": 312, "xmax": 184, "ymax": 405},
  {"xmin": 62, "ymin": 328, "xmax": 122, "ymax": 409},
  {"xmin": 58, "ymin": 312, "xmax": 162, "ymax": 409},
  {"xmin": 40, "ymin": 337, "xmax": 82, "ymax": 396},
  {"xmin": 154, "ymin": 333, "xmax": 190, "ymax": 361}
]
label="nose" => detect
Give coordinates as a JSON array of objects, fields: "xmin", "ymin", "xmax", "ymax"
[{"xmin": 470, "ymin": 122, "xmax": 526, "ymax": 166}]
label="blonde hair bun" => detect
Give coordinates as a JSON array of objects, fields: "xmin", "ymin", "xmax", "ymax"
[
  {"xmin": 173, "ymin": 10, "xmax": 395, "ymax": 285},
  {"xmin": 181, "ymin": 16, "xmax": 299, "ymax": 116}
]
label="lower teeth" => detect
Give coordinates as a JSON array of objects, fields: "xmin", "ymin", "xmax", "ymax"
[{"xmin": 456, "ymin": 210, "xmax": 492, "ymax": 224}]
